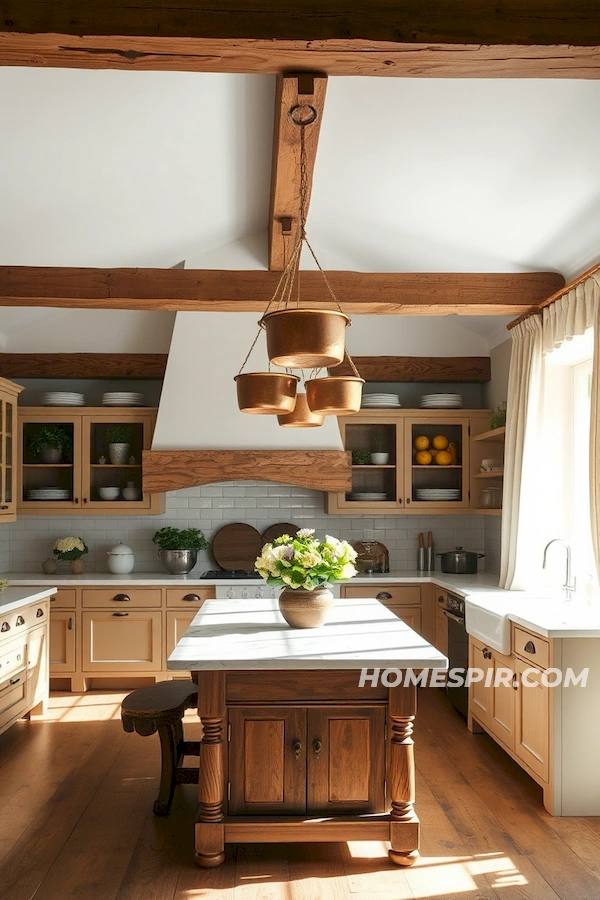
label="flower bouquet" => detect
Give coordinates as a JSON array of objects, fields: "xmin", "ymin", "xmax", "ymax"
[
  {"xmin": 53, "ymin": 536, "xmax": 89, "ymax": 574},
  {"xmin": 255, "ymin": 528, "xmax": 357, "ymax": 628}
]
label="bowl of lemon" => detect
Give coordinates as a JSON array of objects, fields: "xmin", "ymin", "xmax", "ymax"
[{"xmin": 413, "ymin": 434, "xmax": 456, "ymax": 465}]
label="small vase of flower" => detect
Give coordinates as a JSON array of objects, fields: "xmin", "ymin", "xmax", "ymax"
[
  {"xmin": 53, "ymin": 536, "xmax": 89, "ymax": 575},
  {"xmin": 255, "ymin": 528, "xmax": 357, "ymax": 628}
]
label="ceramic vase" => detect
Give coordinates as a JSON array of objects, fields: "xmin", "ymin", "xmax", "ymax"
[
  {"xmin": 278, "ymin": 585, "xmax": 335, "ymax": 629},
  {"xmin": 69, "ymin": 559, "xmax": 86, "ymax": 575},
  {"xmin": 40, "ymin": 446, "xmax": 62, "ymax": 464}
]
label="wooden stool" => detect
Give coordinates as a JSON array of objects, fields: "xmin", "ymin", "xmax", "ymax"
[{"xmin": 121, "ymin": 680, "xmax": 200, "ymax": 816}]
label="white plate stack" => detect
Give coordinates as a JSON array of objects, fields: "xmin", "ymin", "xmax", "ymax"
[
  {"xmin": 102, "ymin": 392, "xmax": 145, "ymax": 407},
  {"xmin": 26, "ymin": 488, "xmax": 71, "ymax": 501},
  {"xmin": 42, "ymin": 392, "xmax": 85, "ymax": 406},
  {"xmin": 414, "ymin": 488, "xmax": 461, "ymax": 501},
  {"xmin": 361, "ymin": 393, "xmax": 401, "ymax": 408},
  {"xmin": 348, "ymin": 492, "xmax": 389, "ymax": 501},
  {"xmin": 420, "ymin": 393, "xmax": 463, "ymax": 409}
]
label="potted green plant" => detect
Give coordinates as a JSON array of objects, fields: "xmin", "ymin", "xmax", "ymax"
[
  {"xmin": 53, "ymin": 536, "xmax": 89, "ymax": 574},
  {"xmin": 351, "ymin": 449, "xmax": 371, "ymax": 466},
  {"xmin": 152, "ymin": 527, "xmax": 209, "ymax": 574},
  {"xmin": 105, "ymin": 424, "xmax": 134, "ymax": 465},
  {"xmin": 370, "ymin": 432, "xmax": 389, "ymax": 465},
  {"xmin": 28, "ymin": 424, "xmax": 72, "ymax": 464}
]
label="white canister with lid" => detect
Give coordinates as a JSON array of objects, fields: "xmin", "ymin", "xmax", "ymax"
[{"xmin": 107, "ymin": 543, "xmax": 135, "ymax": 574}]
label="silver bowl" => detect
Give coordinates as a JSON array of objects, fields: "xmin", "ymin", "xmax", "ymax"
[{"xmin": 159, "ymin": 549, "xmax": 198, "ymax": 575}]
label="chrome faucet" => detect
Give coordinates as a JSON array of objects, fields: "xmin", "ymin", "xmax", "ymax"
[{"xmin": 542, "ymin": 539, "xmax": 576, "ymax": 600}]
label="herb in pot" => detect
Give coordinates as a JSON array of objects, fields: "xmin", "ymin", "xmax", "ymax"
[
  {"xmin": 27, "ymin": 425, "xmax": 72, "ymax": 461},
  {"xmin": 351, "ymin": 449, "xmax": 371, "ymax": 465},
  {"xmin": 152, "ymin": 527, "xmax": 209, "ymax": 551}
]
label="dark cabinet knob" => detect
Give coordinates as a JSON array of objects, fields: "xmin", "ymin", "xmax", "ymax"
[
  {"xmin": 376, "ymin": 591, "xmax": 392, "ymax": 601},
  {"xmin": 113, "ymin": 594, "xmax": 131, "ymax": 603},
  {"xmin": 183, "ymin": 594, "xmax": 201, "ymax": 603},
  {"xmin": 112, "ymin": 611, "xmax": 129, "ymax": 617},
  {"xmin": 438, "ymin": 595, "xmax": 445, "ymax": 604},
  {"xmin": 524, "ymin": 640, "xmax": 536, "ymax": 654},
  {"xmin": 292, "ymin": 739, "xmax": 302, "ymax": 760},
  {"xmin": 313, "ymin": 739, "xmax": 323, "ymax": 760}
]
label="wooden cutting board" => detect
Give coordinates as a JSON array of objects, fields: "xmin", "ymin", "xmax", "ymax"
[
  {"xmin": 262, "ymin": 523, "xmax": 298, "ymax": 545},
  {"xmin": 211, "ymin": 523, "xmax": 263, "ymax": 572}
]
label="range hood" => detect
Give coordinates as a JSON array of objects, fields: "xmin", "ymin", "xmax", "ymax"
[{"xmin": 147, "ymin": 311, "xmax": 350, "ymax": 492}]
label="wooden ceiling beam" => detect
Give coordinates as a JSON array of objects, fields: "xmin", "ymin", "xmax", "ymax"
[
  {"xmin": 1, "ymin": 1, "xmax": 600, "ymax": 77},
  {"xmin": 331, "ymin": 356, "xmax": 491, "ymax": 383},
  {"xmin": 0, "ymin": 353, "xmax": 168, "ymax": 380},
  {"xmin": 268, "ymin": 74, "xmax": 327, "ymax": 271},
  {"xmin": 0, "ymin": 267, "xmax": 565, "ymax": 316}
]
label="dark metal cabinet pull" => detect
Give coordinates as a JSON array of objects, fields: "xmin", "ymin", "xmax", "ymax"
[
  {"xmin": 513, "ymin": 680, "xmax": 519, "ymax": 690},
  {"xmin": 376, "ymin": 592, "xmax": 392, "ymax": 601},
  {"xmin": 113, "ymin": 594, "xmax": 131, "ymax": 603},
  {"xmin": 524, "ymin": 640, "xmax": 536, "ymax": 654},
  {"xmin": 438, "ymin": 595, "xmax": 445, "ymax": 604},
  {"xmin": 183, "ymin": 594, "xmax": 201, "ymax": 603},
  {"xmin": 292, "ymin": 739, "xmax": 302, "ymax": 760},
  {"xmin": 10, "ymin": 676, "xmax": 21, "ymax": 686},
  {"xmin": 112, "ymin": 611, "xmax": 129, "ymax": 617},
  {"xmin": 68, "ymin": 618, "xmax": 73, "ymax": 630},
  {"xmin": 1, "ymin": 622, "xmax": 9, "ymax": 632},
  {"xmin": 16, "ymin": 615, "xmax": 25, "ymax": 626},
  {"xmin": 36, "ymin": 608, "xmax": 44, "ymax": 618},
  {"xmin": 313, "ymin": 739, "xmax": 323, "ymax": 760}
]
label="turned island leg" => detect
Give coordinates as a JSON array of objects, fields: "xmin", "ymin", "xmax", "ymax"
[
  {"xmin": 388, "ymin": 681, "xmax": 420, "ymax": 866},
  {"xmin": 195, "ymin": 671, "xmax": 226, "ymax": 867}
]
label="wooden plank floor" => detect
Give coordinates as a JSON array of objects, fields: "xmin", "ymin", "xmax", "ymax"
[{"xmin": 1, "ymin": 688, "xmax": 599, "ymax": 900}]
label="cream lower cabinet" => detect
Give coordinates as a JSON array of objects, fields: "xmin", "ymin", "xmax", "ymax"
[
  {"xmin": 44, "ymin": 584, "xmax": 215, "ymax": 691},
  {"xmin": 342, "ymin": 584, "xmax": 423, "ymax": 636},
  {"xmin": 469, "ymin": 628, "xmax": 551, "ymax": 809},
  {"xmin": 0, "ymin": 598, "xmax": 50, "ymax": 737}
]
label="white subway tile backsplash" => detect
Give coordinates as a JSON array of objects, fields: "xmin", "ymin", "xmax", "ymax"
[{"xmin": 3, "ymin": 482, "xmax": 487, "ymax": 574}]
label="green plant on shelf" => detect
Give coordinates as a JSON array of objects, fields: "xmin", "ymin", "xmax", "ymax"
[
  {"xmin": 351, "ymin": 449, "xmax": 372, "ymax": 465},
  {"xmin": 104, "ymin": 424, "xmax": 134, "ymax": 445},
  {"xmin": 27, "ymin": 425, "xmax": 72, "ymax": 460},
  {"xmin": 152, "ymin": 527, "xmax": 209, "ymax": 551},
  {"xmin": 489, "ymin": 402, "xmax": 507, "ymax": 430}
]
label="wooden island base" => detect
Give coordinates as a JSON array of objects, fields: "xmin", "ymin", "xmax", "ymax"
[{"xmin": 193, "ymin": 669, "xmax": 420, "ymax": 867}]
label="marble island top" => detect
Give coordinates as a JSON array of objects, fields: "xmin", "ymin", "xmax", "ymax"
[
  {"xmin": 0, "ymin": 586, "xmax": 57, "ymax": 614},
  {"xmin": 168, "ymin": 595, "xmax": 449, "ymax": 671}
]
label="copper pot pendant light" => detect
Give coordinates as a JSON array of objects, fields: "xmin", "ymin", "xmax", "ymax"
[
  {"xmin": 235, "ymin": 372, "xmax": 299, "ymax": 415},
  {"xmin": 234, "ymin": 94, "xmax": 362, "ymax": 426},
  {"xmin": 277, "ymin": 392, "xmax": 324, "ymax": 427}
]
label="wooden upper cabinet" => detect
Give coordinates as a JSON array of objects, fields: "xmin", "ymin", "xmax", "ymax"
[
  {"xmin": 0, "ymin": 378, "xmax": 24, "ymax": 522},
  {"xmin": 18, "ymin": 407, "xmax": 162, "ymax": 515},
  {"xmin": 326, "ymin": 409, "xmax": 486, "ymax": 515}
]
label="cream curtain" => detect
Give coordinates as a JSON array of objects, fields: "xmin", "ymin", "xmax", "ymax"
[
  {"xmin": 542, "ymin": 277, "xmax": 598, "ymax": 354},
  {"xmin": 588, "ymin": 275, "xmax": 600, "ymax": 581},
  {"xmin": 499, "ymin": 315, "xmax": 544, "ymax": 589}
]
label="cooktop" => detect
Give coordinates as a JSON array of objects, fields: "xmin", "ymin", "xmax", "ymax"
[{"xmin": 201, "ymin": 569, "xmax": 262, "ymax": 580}]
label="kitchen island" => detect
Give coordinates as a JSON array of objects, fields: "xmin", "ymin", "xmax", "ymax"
[{"xmin": 168, "ymin": 594, "xmax": 447, "ymax": 867}]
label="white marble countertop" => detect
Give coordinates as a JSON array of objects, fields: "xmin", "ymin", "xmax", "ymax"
[
  {"xmin": 168, "ymin": 596, "xmax": 449, "ymax": 671},
  {"xmin": 0, "ymin": 586, "xmax": 57, "ymax": 615}
]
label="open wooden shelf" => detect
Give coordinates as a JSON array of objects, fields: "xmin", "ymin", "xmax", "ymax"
[
  {"xmin": 474, "ymin": 470, "xmax": 504, "ymax": 479},
  {"xmin": 472, "ymin": 426, "xmax": 505, "ymax": 442}
]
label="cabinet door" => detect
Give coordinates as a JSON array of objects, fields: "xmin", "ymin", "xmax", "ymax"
[
  {"xmin": 513, "ymin": 658, "xmax": 549, "ymax": 782},
  {"xmin": 307, "ymin": 707, "xmax": 386, "ymax": 815},
  {"xmin": 228, "ymin": 707, "xmax": 307, "ymax": 815},
  {"xmin": 403, "ymin": 416, "xmax": 470, "ymax": 510},
  {"xmin": 165, "ymin": 610, "xmax": 197, "ymax": 661},
  {"xmin": 50, "ymin": 611, "xmax": 76, "ymax": 673},
  {"xmin": 81, "ymin": 410, "xmax": 158, "ymax": 512},
  {"xmin": 18, "ymin": 411, "xmax": 83, "ymax": 512},
  {"xmin": 490, "ymin": 653, "xmax": 515, "ymax": 751},
  {"xmin": 27, "ymin": 623, "xmax": 49, "ymax": 709},
  {"xmin": 0, "ymin": 392, "xmax": 18, "ymax": 520},
  {"xmin": 469, "ymin": 639, "xmax": 493, "ymax": 727},
  {"xmin": 82, "ymin": 610, "xmax": 162, "ymax": 672},
  {"xmin": 387, "ymin": 605, "xmax": 422, "ymax": 633},
  {"xmin": 328, "ymin": 415, "xmax": 405, "ymax": 513}
]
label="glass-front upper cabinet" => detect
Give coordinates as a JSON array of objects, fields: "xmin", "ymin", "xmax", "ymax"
[
  {"xmin": 0, "ymin": 378, "xmax": 23, "ymax": 522},
  {"xmin": 403, "ymin": 416, "xmax": 470, "ymax": 510},
  {"xmin": 18, "ymin": 408, "xmax": 161, "ymax": 515}
]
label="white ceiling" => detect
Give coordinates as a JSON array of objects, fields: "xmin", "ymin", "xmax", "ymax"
[{"xmin": 1, "ymin": 68, "xmax": 599, "ymax": 351}]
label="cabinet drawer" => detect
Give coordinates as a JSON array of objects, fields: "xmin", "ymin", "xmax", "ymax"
[
  {"xmin": 50, "ymin": 589, "xmax": 76, "ymax": 609},
  {"xmin": 166, "ymin": 588, "xmax": 215, "ymax": 608},
  {"xmin": 0, "ymin": 603, "xmax": 46, "ymax": 636},
  {"xmin": 82, "ymin": 610, "xmax": 161, "ymax": 671},
  {"xmin": 82, "ymin": 588, "xmax": 162, "ymax": 609},
  {"xmin": 0, "ymin": 675, "xmax": 28, "ymax": 732},
  {"xmin": 513, "ymin": 626, "xmax": 549, "ymax": 670},
  {"xmin": 343, "ymin": 584, "xmax": 421, "ymax": 605}
]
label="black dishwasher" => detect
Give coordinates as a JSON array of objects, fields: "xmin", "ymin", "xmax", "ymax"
[{"xmin": 444, "ymin": 592, "xmax": 468, "ymax": 717}]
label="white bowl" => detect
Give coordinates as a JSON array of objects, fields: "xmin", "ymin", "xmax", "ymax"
[{"xmin": 99, "ymin": 487, "xmax": 120, "ymax": 500}]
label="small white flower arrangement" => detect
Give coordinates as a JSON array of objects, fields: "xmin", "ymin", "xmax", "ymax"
[
  {"xmin": 255, "ymin": 528, "xmax": 357, "ymax": 590},
  {"xmin": 53, "ymin": 536, "xmax": 89, "ymax": 561}
]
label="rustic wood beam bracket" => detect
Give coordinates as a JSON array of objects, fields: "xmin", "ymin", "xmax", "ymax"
[
  {"xmin": 142, "ymin": 449, "xmax": 352, "ymax": 494},
  {"xmin": 0, "ymin": 352, "xmax": 168, "ymax": 380},
  {"xmin": 268, "ymin": 73, "xmax": 327, "ymax": 271}
]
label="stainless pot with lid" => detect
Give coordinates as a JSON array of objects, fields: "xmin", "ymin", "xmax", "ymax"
[{"xmin": 436, "ymin": 546, "xmax": 484, "ymax": 574}]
